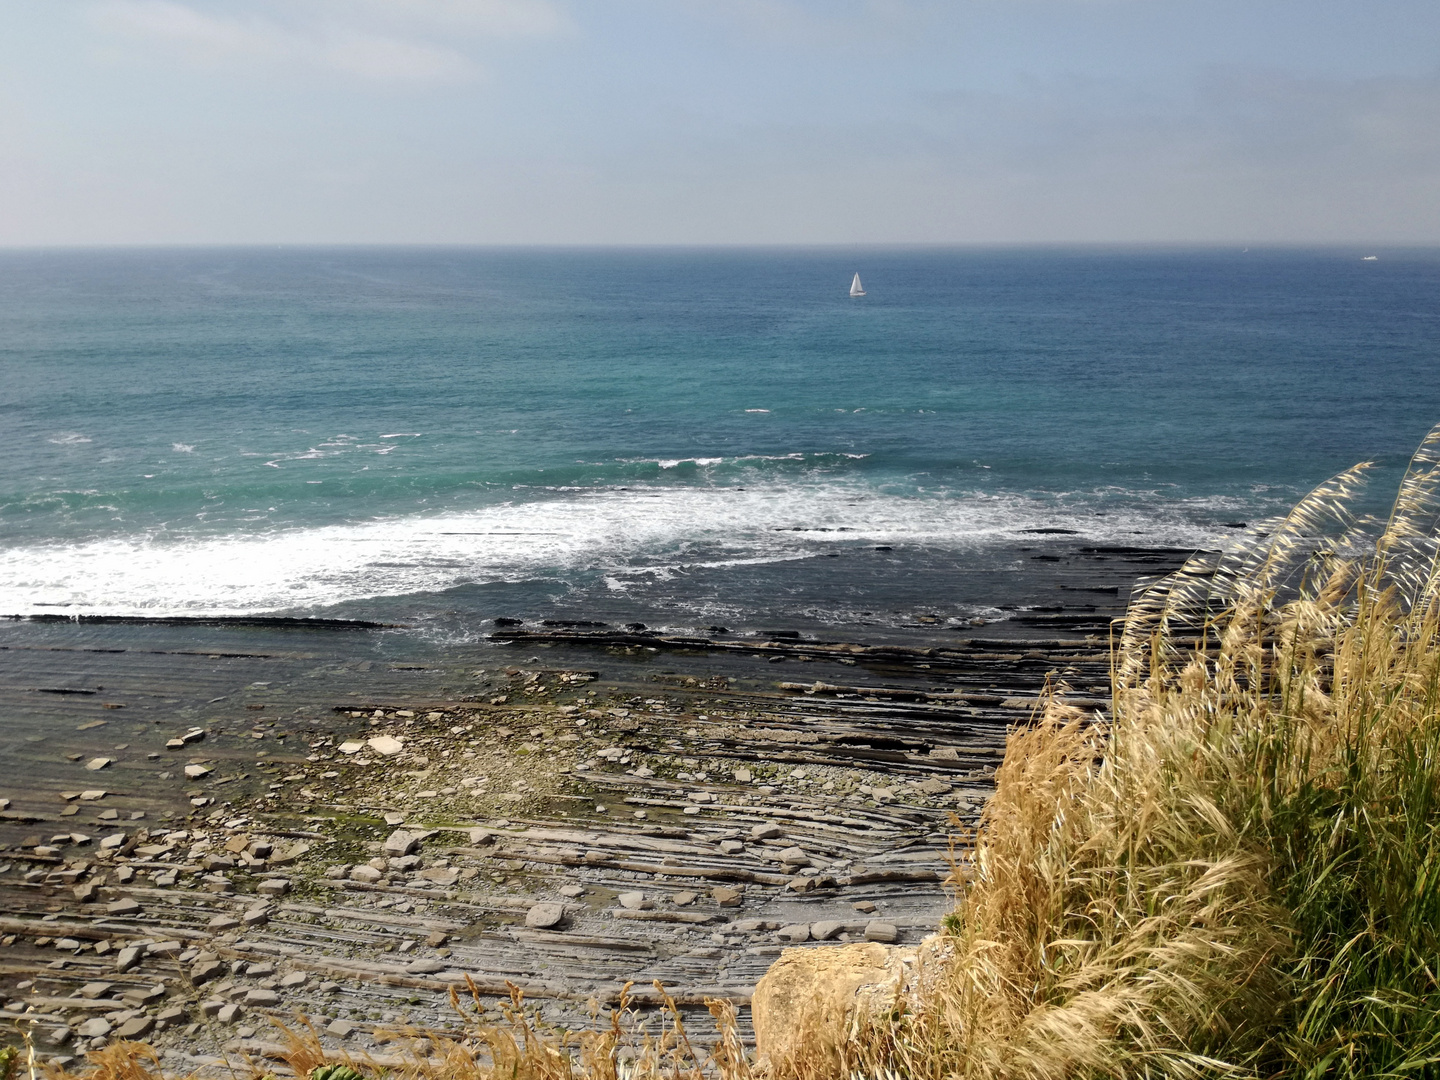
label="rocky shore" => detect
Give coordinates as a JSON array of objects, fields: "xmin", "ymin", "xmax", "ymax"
[{"xmin": 0, "ymin": 545, "xmax": 1186, "ymax": 1074}]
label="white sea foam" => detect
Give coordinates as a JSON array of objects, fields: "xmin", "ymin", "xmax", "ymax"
[{"xmin": 0, "ymin": 481, "xmax": 1241, "ymax": 617}]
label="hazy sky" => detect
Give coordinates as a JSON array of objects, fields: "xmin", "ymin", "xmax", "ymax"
[{"xmin": 2, "ymin": 0, "xmax": 1438, "ymax": 245}]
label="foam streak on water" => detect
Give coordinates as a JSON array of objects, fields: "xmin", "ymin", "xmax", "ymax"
[{"xmin": 0, "ymin": 481, "xmax": 1241, "ymax": 616}]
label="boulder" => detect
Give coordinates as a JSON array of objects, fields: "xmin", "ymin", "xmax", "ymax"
[{"xmin": 751, "ymin": 942, "xmax": 917, "ymax": 1075}]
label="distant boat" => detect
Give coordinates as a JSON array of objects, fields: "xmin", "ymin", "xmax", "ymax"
[
  {"xmin": 1363, "ymin": 255, "xmax": 1379, "ymax": 261},
  {"xmin": 850, "ymin": 273, "xmax": 866, "ymax": 297}
]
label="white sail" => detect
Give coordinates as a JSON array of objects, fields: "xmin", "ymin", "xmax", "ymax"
[{"xmin": 850, "ymin": 272, "xmax": 865, "ymax": 297}]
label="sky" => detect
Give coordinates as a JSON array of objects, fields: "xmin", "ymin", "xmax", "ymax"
[{"xmin": 1, "ymin": 0, "xmax": 1438, "ymax": 246}]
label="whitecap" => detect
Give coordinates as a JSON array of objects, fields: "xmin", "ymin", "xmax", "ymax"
[
  {"xmin": 47, "ymin": 433, "xmax": 91, "ymax": 446},
  {"xmin": 0, "ymin": 480, "xmax": 1237, "ymax": 618}
]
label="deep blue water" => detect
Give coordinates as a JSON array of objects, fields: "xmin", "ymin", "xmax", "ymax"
[{"xmin": 1, "ymin": 246, "xmax": 1437, "ymax": 634}]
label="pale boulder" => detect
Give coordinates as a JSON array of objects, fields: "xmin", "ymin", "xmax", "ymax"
[{"xmin": 751, "ymin": 941, "xmax": 920, "ymax": 1075}]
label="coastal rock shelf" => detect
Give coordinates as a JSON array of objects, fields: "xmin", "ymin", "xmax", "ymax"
[{"xmin": 0, "ymin": 545, "xmax": 1187, "ymax": 1069}]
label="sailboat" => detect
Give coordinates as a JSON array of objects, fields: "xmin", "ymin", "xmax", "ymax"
[{"xmin": 849, "ymin": 272, "xmax": 866, "ymax": 297}]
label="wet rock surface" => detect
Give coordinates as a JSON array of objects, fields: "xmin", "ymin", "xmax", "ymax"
[{"xmin": 0, "ymin": 546, "xmax": 1178, "ymax": 1070}]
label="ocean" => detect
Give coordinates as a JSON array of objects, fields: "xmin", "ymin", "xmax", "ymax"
[{"xmin": 3, "ymin": 246, "xmax": 1439, "ymax": 642}]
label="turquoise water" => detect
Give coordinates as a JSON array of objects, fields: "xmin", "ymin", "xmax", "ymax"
[{"xmin": 2, "ymin": 246, "xmax": 1438, "ymax": 633}]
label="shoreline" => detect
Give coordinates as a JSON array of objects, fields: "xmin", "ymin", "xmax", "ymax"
[{"xmin": 0, "ymin": 544, "xmax": 1184, "ymax": 1072}]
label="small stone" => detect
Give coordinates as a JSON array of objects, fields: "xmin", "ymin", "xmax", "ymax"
[
  {"xmin": 191, "ymin": 960, "xmax": 225, "ymax": 984},
  {"xmin": 45, "ymin": 1027, "xmax": 72, "ymax": 1047},
  {"xmin": 216, "ymin": 1003, "xmax": 242, "ymax": 1024},
  {"xmin": 146, "ymin": 939, "xmax": 183, "ymax": 956},
  {"xmin": 338, "ymin": 741, "xmax": 364, "ymax": 755},
  {"xmin": 778, "ymin": 923, "xmax": 811, "ymax": 943},
  {"xmin": 616, "ymin": 891, "xmax": 650, "ymax": 910},
  {"xmin": 811, "ymin": 920, "xmax": 845, "ymax": 940},
  {"xmin": 207, "ymin": 915, "xmax": 241, "ymax": 932},
  {"xmin": 558, "ymin": 884, "xmax": 584, "ymax": 898},
  {"xmin": 79, "ymin": 981, "xmax": 112, "ymax": 999},
  {"xmin": 279, "ymin": 972, "xmax": 307, "ymax": 988},
  {"xmin": 256, "ymin": 878, "xmax": 291, "ymax": 896},
  {"xmin": 199, "ymin": 999, "xmax": 226, "ymax": 1017},
  {"xmin": 863, "ymin": 921, "xmax": 899, "ymax": 944},
  {"xmin": 711, "ymin": 886, "xmax": 743, "ymax": 907},
  {"xmin": 246, "ymin": 962, "xmax": 276, "ymax": 977},
  {"xmin": 733, "ymin": 768, "xmax": 753, "ymax": 783},
  {"xmin": 750, "ymin": 823, "xmax": 783, "ymax": 841},
  {"xmin": 114, "ymin": 1016, "xmax": 153, "ymax": 1040},
  {"xmin": 382, "ymin": 829, "xmax": 419, "ymax": 857},
  {"xmin": 525, "ymin": 902, "xmax": 565, "ymax": 929},
  {"xmin": 350, "ymin": 865, "xmax": 383, "ymax": 883},
  {"xmin": 100, "ymin": 833, "xmax": 127, "ymax": 851},
  {"xmin": 76, "ymin": 1018, "xmax": 111, "ymax": 1039},
  {"xmin": 405, "ymin": 959, "xmax": 445, "ymax": 974},
  {"xmin": 114, "ymin": 945, "xmax": 142, "ymax": 972},
  {"xmin": 106, "ymin": 898, "xmax": 141, "ymax": 916},
  {"xmin": 719, "ymin": 840, "xmax": 745, "ymax": 855},
  {"xmin": 384, "ymin": 812, "xmax": 406, "ymax": 826},
  {"xmin": 671, "ymin": 891, "xmax": 697, "ymax": 906},
  {"xmin": 124, "ymin": 984, "xmax": 165, "ymax": 1004},
  {"xmin": 419, "ymin": 867, "xmax": 458, "ymax": 886},
  {"xmin": 326, "ymin": 1019, "xmax": 355, "ymax": 1038},
  {"xmin": 74, "ymin": 881, "xmax": 100, "ymax": 903},
  {"xmin": 85, "ymin": 758, "xmax": 113, "ymax": 772},
  {"xmin": 54, "ymin": 938, "xmax": 81, "ymax": 951},
  {"xmin": 241, "ymin": 907, "xmax": 271, "ymax": 927},
  {"xmin": 183, "ymin": 764, "xmax": 213, "ymax": 779},
  {"xmin": 367, "ymin": 735, "xmax": 404, "ymax": 756},
  {"xmin": 777, "ymin": 845, "xmax": 810, "ymax": 865},
  {"xmin": 79, "ymin": 790, "xmax": 107, "ymax": 801},
  {"xmin": 852, "ymin": 900, "xmax": 877, "ymax": 913},
  {"xmin": 244, "ymin": 989, "xmax": 279, "ymax": 1006}
]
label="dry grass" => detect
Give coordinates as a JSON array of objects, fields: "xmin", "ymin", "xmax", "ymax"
[
  {"xmin": 32, "ymin": 427, "xmax": 1440, "ymax": 1080},
  {"xmin": 841, "ymin": 425, "xmax": 1440, "ymax": 1080}
]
